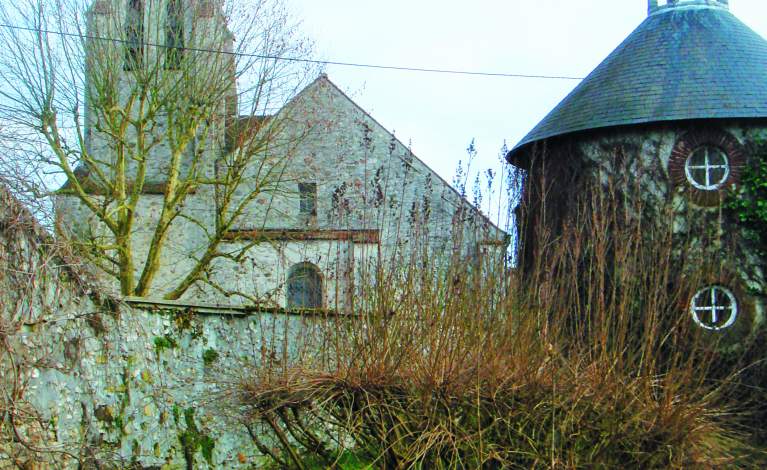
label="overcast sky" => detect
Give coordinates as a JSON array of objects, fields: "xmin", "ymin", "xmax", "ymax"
[{"xmin": 286, "ymin": 0, "xmax": 767, "ymax": 185}]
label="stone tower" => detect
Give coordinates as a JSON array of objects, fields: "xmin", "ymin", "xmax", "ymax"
[
  {"xmin": 507, "ymin": 0, "xmax": 767, "ymax": 338},
  {"xmin": 82, "ymin": 0, "xmax": 235, "ymax": 184},
  {"xmin": 58, "ymin": 1, "xmax": 509, "ymax": 305},
  {"xmin": 57, "ymin": 0, "xmax": 238, "ymax": 297}
]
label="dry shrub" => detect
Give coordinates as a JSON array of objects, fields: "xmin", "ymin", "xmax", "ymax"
[
  {"xmin": 238, "ymin": 174, "xmax": 759, "ymax": 469},
  {"xmin": 0, "ymin": 187, "xmax": 107, "ymax": 468}
]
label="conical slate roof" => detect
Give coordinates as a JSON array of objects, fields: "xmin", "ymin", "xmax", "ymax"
[{"xmin": 508, "ymin": 2, "xmax": 767, "ymax": 161}]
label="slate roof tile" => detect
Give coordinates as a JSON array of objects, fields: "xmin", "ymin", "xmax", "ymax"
[{"xmin": 508, "ymin": 5, "xmax": 767, "ymax": 161}]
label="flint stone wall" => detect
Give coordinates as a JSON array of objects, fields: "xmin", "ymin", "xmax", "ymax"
[
  {"xmin": 522, "ymin": 121, "xmax": 767, "ymax": 343},
  {"xmin": 1, "ymin": 191, "xmax": 314, "ymax": 468}
]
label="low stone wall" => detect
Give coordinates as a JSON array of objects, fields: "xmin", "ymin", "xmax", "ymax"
[
  {"xmin": 0, "ymin": 188, "xmax": 315, "ymax": 469},
  {"xmin": 32, "ymin": 302, "xmax": 312, "ymax": 468}
]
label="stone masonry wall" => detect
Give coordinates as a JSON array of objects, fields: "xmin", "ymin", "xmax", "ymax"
[
  {"xmin": 1, "ymin": 188, "xmax": 319, "ymax": 468},
  {"xmin": 546, "ymin": 121, "xmax": 767, "ymax": 343},
  {"xmin": 57, "ymin": 76, "xmax": 508, "ymax": 307}
]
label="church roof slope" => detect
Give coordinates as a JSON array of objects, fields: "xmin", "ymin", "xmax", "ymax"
[{"xmin": 508, "ymin": 4, "xmax": 767, "ymax": 160}]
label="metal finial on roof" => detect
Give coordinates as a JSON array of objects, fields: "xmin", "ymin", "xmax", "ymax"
[{"xmin": 648, "ymin": 0, "xmax": 729, "ymax": 15}]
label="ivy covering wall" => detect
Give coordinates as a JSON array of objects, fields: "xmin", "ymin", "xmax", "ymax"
[{"xmin": 727, "ymin": 140, "xmax": 767, "ymax": 275}]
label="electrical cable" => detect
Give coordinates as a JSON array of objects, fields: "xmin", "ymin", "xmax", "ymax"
[{"xmin": 0, "ymin": 22, "xmax": 584, "ymax": 81}]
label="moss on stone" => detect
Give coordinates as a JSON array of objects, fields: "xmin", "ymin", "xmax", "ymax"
[
  {"xmin": 174, "ymin": 406, "xmax": 216, "ymax": 467},
  {"xmin": 202, "ymin": 348, "xmax": 219, "ymax": 365},
  {"xmin": 153, "ymin": 335, "xmax": 178, "ymax": 353}
]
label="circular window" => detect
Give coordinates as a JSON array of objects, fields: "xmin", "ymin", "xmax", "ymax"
[
  {"xmin": 669, "ymin": 130, "xmax": 744, "ymax": 205},
  {"xmin": 684, "ymin": 146, "xmax": 730, "ymax": 190},
  {"xmin": 690, "ymin": 285, "xmax": 738, "ymax": 331}
]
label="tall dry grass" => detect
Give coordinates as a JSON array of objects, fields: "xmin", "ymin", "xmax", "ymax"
[{"xmin": 236, "ymin": 165, "xmax": 759, "ymax": 469}]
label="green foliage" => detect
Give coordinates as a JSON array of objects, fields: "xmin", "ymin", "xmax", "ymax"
[
  {"xmin": 199, "ymin": 435, "xmax": 216, "ymax": 465},
  {"xmin": 112, "ymin": 416, "xmax": 124, "ymax": 435},
  {"xmin": 726, "ymin": 145, "xmax": 767, "ymax": 259},
  {"xmin": 202, "ymin": 348, "xmax": 219, "ymax": 365},
  {"xmin": 334, "ymin": 451, "xmax": 371, "ymax": 470},
  {"xmin": 175, "ymin": 406, "xmax": 216, "ymax": 466},
  {"xmin": 152, "ymin": 335, "xmax": 178, "ymax": 353}
]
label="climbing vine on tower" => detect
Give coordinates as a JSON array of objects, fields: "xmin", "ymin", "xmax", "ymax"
[{"xmin": 725, "ymin": 141, "xmax": 767, "ymax": 262}]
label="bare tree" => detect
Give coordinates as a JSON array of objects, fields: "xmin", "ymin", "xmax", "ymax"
[
  {"xmin": 0, "ymin": 0, "xmax": 318, "ymax": 298},
  {"xmin": 0, "ymin": 123, "xmax": 55, "ymax": 223}
]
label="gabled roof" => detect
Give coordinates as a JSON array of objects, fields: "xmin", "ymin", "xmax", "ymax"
[
  {"xmin": 300, "ymin": 75, "xmax": 509, "ymax": 238},
  {"xmin": 508, "ymin": 3, "xmax": 767, "ymax": 161}
]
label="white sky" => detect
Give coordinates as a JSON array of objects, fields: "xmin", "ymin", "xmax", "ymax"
[{"xmin": 286, "ymin": 0, "xmax": 767, "ymax": 184}]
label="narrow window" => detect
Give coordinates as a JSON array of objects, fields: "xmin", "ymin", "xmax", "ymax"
[
  {"xmin": 298, "ymin": 182, "xmax": 317, "ymax": 220},
  {"xmin": 690, "ymin": 285, "xmax": 738, "ymax": 330},
  {"xmin": 165, "ymin": 0, "xmax": 184, "ymax": 69},
  {"xmin": 286, "ymin": 263, "xmax": 323, "ymax": 310},
  {"xmin": 124, "ymin": 0, "xmax": 144, "ymax": 70}
]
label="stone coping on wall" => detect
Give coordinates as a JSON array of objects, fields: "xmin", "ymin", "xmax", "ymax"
[
  {"xmin": 222, "ymin": 228, "xmax": 380, "ymax": 244},
  {"xmin": 123, "ymin": 295, "xmax": 341, "ymax": 316}
]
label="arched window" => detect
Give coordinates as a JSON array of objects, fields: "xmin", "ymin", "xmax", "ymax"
[
  {"xmin": 286, "ymin": 263, "xmax": 323, "ymax": 309},
  {"xmin": 124, "ymin": 0, "xmax": 144, "ymax": 70}
]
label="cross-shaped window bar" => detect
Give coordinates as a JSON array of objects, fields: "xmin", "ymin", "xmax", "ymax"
[
  {"xmin": 690, "ymin": 285, "xmax": 737, "ymax": 331},
  {"xmin": 685, "ymin": 146, "xmax": 730, "ymax": 190}
]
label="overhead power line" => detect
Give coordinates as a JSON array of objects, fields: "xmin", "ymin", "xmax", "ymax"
[{"xmin": 0, "ymin": 22, "xmax": 584, "ymax": 81}]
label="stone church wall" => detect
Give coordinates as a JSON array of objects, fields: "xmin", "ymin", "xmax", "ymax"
[{"xmin": 57, "ymin": 77, "xmax": 508, "ymax": 308}]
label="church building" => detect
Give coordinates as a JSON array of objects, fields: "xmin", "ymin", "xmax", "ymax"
[{"xmin": 56, "ymin": 0, "xmax": 508, "ymax": 311}]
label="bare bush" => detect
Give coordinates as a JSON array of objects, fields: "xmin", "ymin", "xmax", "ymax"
[
  {"xmin": 235, "ymin": 165, "xmax": 759, "ymax": 468},
  {"xmin": 0, "ymin": 186, "xmax": 109, "ymax": 467}
]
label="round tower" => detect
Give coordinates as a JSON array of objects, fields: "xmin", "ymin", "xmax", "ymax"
[{"xmin": 508, "ymin": 0, "xmax": 767, "ymax": 339}]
